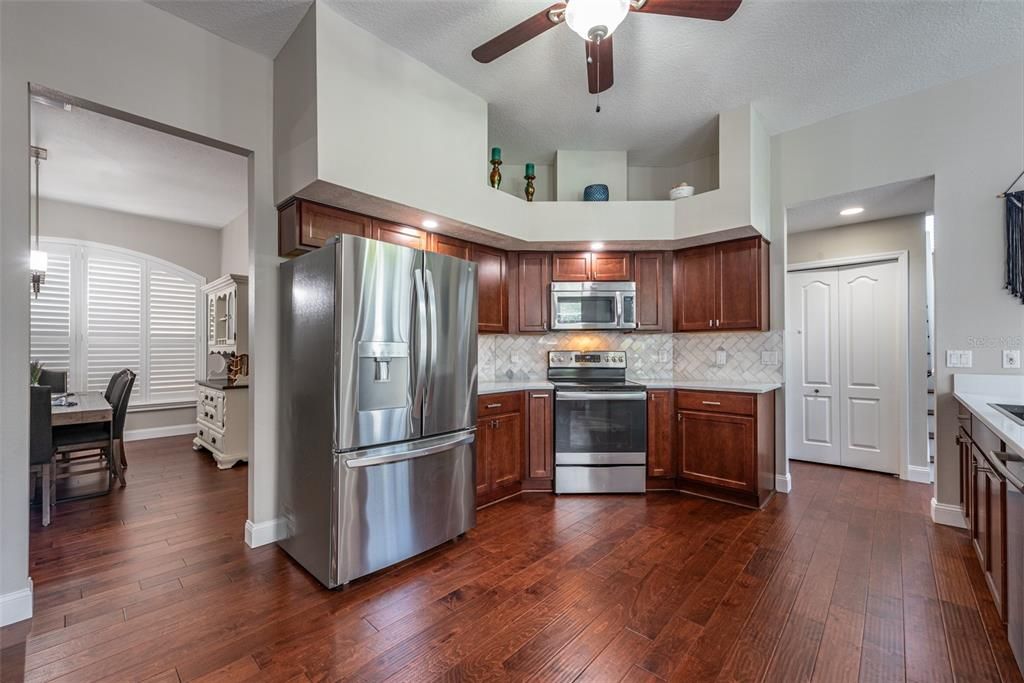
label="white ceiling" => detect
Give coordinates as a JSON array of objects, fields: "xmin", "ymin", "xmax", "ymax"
[
  {"xmin": 30, "ymin": 99, "xmax": 248, "ymax": 229},
  {"xmin": 144, "ymin": 0, "xmax": 1022, "ymax": 166},
  {"xmin": 786, "ymin": 176, "xmax": 934, "ymax": 234}
]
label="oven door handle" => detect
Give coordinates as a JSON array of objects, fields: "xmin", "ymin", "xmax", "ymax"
[{"xmin": 556, "ymin": 392, "xmax": 647, "ymax": 401}]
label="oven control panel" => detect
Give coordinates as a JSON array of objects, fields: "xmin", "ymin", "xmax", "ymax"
[{"xmin": 548, "ymin": 350, "xmax": 627, "ymax": 368}]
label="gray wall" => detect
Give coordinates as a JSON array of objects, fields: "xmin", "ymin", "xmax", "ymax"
[
  {"xmin": 773, "ymin": 61, "xmax": 1024, "ymax": 508},
  {"xmin": 788, "ymin": 213, "xmax": 930, "ymax": 474},
  {"xmin": 220, "ymin": 210, "xmax": 249, "ymax": 277},
  {"xmin": 41, "ymin": 198, "xmax": 222, "ymax": 281}
]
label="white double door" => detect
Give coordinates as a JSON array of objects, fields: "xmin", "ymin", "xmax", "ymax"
[{"xmin": 786, "ymin": 261, "xmax": 904, "ymax": 474}]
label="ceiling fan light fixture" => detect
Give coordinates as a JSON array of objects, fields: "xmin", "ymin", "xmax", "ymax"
[{"xmin": 565, "ymin": 0, "xmax": 630, "ymax": 41}]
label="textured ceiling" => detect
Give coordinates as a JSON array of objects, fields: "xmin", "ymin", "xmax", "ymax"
[
  {"xmin": 145, "ymin": 0, "xmax": 313, "ymax": 57},
  {"xmin": 147, "ymin": 0, "xmax": 1023, "ymax": 167},
  {"xmin": 30, "ymin": 99, "xmax": 248, "ymax": 229},
  {"xmin": 786, "ymin": 177, "xmax": 934, "ymax": 234}
]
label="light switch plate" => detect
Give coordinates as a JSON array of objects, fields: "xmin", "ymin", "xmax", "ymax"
[
  {"xmin": 761, "ymin": 351, "xmax": 780, "ymax": 366},
  {"xmin": 658, "ymin": 349, "xmax": 671, "ymax": 363},
  {"xmin": 1003, "ymin": 349, "xmax": 1021, "ymax": 369},
  {"xmin": 946, "ymin": 350, "xmax": 973, "ymax": 368},
  {"xmin": 509, "ymin": 352, "xmax": 520, "ymax": 365}
]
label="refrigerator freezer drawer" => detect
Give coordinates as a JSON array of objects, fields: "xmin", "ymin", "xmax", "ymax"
[
  {"xmin": 555, "ymin": 465, "xmax": 646, "ymax": 494},
  {"xmin": 331, "ymin": 430, "xmax": 477, "ymax": 587}
]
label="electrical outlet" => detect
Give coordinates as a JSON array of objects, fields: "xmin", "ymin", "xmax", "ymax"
[
  {"xmin": 946, "ymin": 350, "xmax": 973, "ymax": 368},
  {"xmin": 1003, "ymin": 349, "xmax": 1021, "ymax": 369},
  {"xmin": 761, "ymin": 351, "xmax": 780, "ymax": 366}
]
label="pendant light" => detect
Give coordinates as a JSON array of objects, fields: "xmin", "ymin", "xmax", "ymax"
[{"xmin": 30, "ymin": 146, "xmax": 48, "ymax": 298}]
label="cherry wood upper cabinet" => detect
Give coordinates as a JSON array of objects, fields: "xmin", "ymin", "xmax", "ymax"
[
  {"xmin": 279, "ymin": 199, "xmax": 372, "ymax": 256},
  {"xmin": 552, "ymin": 251, "xmax": 633, "ymax": 281},
  {"xmin": 471, "ymin": 243, "xmax": 509, "ymax": 334},
  {"xmin": 516, "ymin": 253, "xmax": 551, "ymax": 333},
  {"xmin": 674, "ymin": 236, "xmax": 769, "ymax": 332},
  {"xmin": 551, "ymin": 252, "xmax": 591, "ymax": 281},
  {"xmin": 674, "ymin": 244, "xmax": 717, "ymax": 331},
  {"xmin": 428, "ymin": 233, "xmax": 472, "ymax": 260},
  {"xmin": 716, "ymin": 237, "xmax": 768, "ymax": 330},
  {"xmin": 635, "ymin": 252, "xmax": 670, "ymax": 332},
  {"xmin": 371, "ymin": 220, "xmax": 428, "ymax": 250},
  {"xmin": 590, "ymin": 252, "xmax": 633, "ymax": 281}
]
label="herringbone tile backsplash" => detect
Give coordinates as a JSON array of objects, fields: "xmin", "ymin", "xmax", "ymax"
[{"xmin": 479, "ymin": 331, "xmax": 783, "ymax": 383}]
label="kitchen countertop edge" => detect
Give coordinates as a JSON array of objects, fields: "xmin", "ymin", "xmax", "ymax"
[
  {"xmin": 639, "ymin": 379, "xmax": 782, "ymax": 394},
  {"xmin": 954, "ymin": 389, "xmax": 1024, "ymax": 490}
]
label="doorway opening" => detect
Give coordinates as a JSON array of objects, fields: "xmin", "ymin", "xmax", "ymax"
[{"xmin": 784, "ymin": 177, "xmax": 934, "ymax": 480}]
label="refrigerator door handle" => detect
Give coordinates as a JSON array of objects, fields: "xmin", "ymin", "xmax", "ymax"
[
  {"xmin": 342, "ymin": 429, "xmax": 476, "ymax": 468},
  {"xmin": 424, "ymin": 268, "xmax": 439, "ymax": 414},
  {"xmin": 413, "ymin": 269, "xmax": 428, "ymax": 416}
]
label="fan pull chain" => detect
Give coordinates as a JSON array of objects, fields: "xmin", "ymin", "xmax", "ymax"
[{"xmin": 595, "ymin": 36, "xmax": 602, "ymax": 113}]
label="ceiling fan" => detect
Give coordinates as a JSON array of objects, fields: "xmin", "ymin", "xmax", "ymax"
[{"xmin": 472, "ymin": 0, "xmax": 741, "ymax": 103}]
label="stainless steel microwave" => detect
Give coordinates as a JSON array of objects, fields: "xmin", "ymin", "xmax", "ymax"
[{"xmin": 550, "ymin": 281, "xmax": 637, "ymax": 330}]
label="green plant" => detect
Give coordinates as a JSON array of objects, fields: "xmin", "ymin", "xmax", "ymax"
[{"xmin": 30, "ymin": 360, "xmax": 43, "ymax": 385}]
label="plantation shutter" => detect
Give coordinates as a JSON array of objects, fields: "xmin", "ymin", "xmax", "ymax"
[
  {"xmin": 148, "ymin": 268, "xmax": 199, "ymax": 402},
  {"xmin": 30, "ymin": 245, "xmax": 73, "ymax": 381},
  {"xmin": 84, "ymin": 252, "xmax": 143, "ymax": 398}
]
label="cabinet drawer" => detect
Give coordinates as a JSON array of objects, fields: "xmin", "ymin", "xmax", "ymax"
[
  {"xmin": 478, "ymin": 392, "xmax": 523, "ymax": 418},
  {"xmin": 972, "ymin": 414, "xmax": 1004, "ymax": 460},
  {"xmin": 675, "ymin": 390, "xmax": 754, "ymax": 416}
]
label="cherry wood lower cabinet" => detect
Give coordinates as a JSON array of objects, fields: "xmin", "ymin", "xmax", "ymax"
[
  {"xmin": 476, "ymin": 392, "xmax": 523, "ymax": 507},
  {"xmin": 523, "ymin": 391, "xmax": 554, "ymax": 491},
  {"xmin": 675, "ymin": 389, "xmax": 775, "ymax": 508},
  {"xmin": 646, "ymin": 390, "xmax": 675, "ymax": 485}
]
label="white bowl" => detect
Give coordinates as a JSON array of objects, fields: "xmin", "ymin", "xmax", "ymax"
[{"xmin": 670, "ymin": 185, "xmax": 695, "ymax": 200}]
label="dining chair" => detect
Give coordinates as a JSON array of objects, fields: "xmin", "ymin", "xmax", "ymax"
[
  {"xmin": 103, "ymin": 369, "xmax": 128, "ymax": 403},
  {"xmin": 53, "ymin": 372, "xmax": 129, "ymax": 492},
  {"xmin": 29, "ymin": 385, "xmax": 55, "ymax": 526},
  {"xmin": 111, "ymin": 370, "xmax": 136, "ymax": 477},
  {"xmin": 38, "ymin": 369, "xmax": 67, "ymax": 394}
]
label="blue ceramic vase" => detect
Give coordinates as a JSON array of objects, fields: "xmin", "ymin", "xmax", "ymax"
[{"xmin": 583, "ymin": 184, "xmax": 609, "ymax": 201}]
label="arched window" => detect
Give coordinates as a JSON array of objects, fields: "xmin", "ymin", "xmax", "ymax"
[{"xmin": 30, "ymin": 238, "xmax": 205, "ymax": 406}]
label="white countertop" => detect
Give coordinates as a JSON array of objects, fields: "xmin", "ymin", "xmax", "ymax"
[
  {"xmin": 479, "ymin": 378, "xmax": 781, "ymax": 395},
  {"xmin": 478, "ymin": 380, "xmax": 554, "ymax": 395},
  {"xmin": 953, "ymin": 374, "xmax": 1024, "ymax": 459},
  {"xmin": 636, "ymin": 378, "xmax": 782, "ymax": 394}
]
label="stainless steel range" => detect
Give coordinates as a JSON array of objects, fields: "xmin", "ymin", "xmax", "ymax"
[{"xmin": 548, "ymin": 350, "xmax": 647, "ymax": 494}]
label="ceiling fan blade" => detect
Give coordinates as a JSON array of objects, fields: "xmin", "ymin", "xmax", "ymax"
[
  {"xmin": 631, "ymin": 0, "xmax": 741, "ymax": 21},
  {"xmin": 472, "ymin": 3, "xmax": 566, "ymax": 63},
  {"xmin": 586, "ymin": 36, "xmax": 614, "ymax": 94}
]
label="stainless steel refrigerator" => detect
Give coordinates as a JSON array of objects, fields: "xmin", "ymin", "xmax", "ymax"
[{"xmin": 278, "ymin": 235, "xmax": 478, "ymax": 588}]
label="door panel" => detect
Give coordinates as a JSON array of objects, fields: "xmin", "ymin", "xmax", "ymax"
[
  {"xmin": 635, "ymin": 252, "xmax": 666, "ymax": 331},
  {"xmin": 526, "ymin": 392, "xmax": 554, "ymax": 480},
  {"xmin": 372, "ymin": 220, "xmax": 428, "ymax": 250},
  {"xmin": 476, "ymin": 419, "xmax": 490, "ymax": 498},
  {"xmin": 471, "ymin": 244, "xmax": 508, "ymax": 333},
  {"xmin": 590, "ymin": 252, "xmax": 633, "ymax": 281},
  {"xmin": 517, "ymin": 253, "xmax": 551, "ymax": 333},
  {"xmin": 678, "ymin": 410, "xmax": 755, "ymax": 492},
  {"xmin": 429, "ymin": 233, "xmax": 471, "ymax": 260},
  {"xmin": 335, "ymin": 237, "xmax": 421, "ymax": 451},
  {"xmin": 674, "ymin": 245, "xmax": 716, "ymax": 331},
  {"xmin": 647, "ymin": 390, "xmax": 674, "ymax": 478},
  {"xmin": 422, "ymin": 251, "xmax": 478, "ymax": 437},
  {"xmin": 838, "ymin": 262, "xmax": 900, "ymax": 473},
  {"xmin": 490, "ymin": 413, "xmax": 523, "ymax": 489},
  {"xmin": 552, "ymin": 253, "xmax": 592, "ymax": 281},
  {"xmin": 716, "ymin": 238, "xmax": 762, "ymax": 329},
  {"xmin": 786, "ymin": 269, "xmax": 841, "ymax": 465}
]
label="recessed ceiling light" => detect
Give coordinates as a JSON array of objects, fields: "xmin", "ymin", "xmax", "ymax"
[
  {"xmin": 839, "ymin": 207, "xmax": 864, "ymax": 216},
  {"xmin": 591, "ymin": 242, "xmax": 605, "ymax": 250},
  {"xmin": 421, "ymin": 219, "xmax": 439, "ymax": 229}
]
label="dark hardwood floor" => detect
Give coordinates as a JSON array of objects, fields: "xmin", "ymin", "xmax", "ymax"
[{"xmin": 2, "ymin": 435, "xmax": 1022, "ymax": 682}]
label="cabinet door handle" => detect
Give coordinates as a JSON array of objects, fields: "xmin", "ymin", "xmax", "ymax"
[
  {"xmin": 708, "ymin": 320, "xmax": 713, "ymax": 327},
  {"xmin": 702, "ymin": 401, "xmax": 722, "ymax": 406},
  {"xmin": 486, "ymin": 403, "xmax": 501, "ymax": 409},
  {"xmin": 715, "ymin": 319, "xmax": 720, "ymax": 327},
  {"xmin": 530, "ymin": 394, "xmax": 547, "ymax": 399}
]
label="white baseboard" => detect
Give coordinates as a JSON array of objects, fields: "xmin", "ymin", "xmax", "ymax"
[
  {"xmin": 0, "ymin": 580, "xmax": 33, "ymax": 626},
  {"xmin": 906, "ymin": 465, "xmax": 933, "ymax": 484},
  {"xmin": 931, "ymin": 498, "xmax": 967, "ymax": 529},
  {"xmin": 245, "ymin": 518, "xmax": 286, "ymax": 548},
  {"xmin": 775, "ymin": 473, "xmax": 792, "ymax": 493},
  {"xmin": 124, "ymin": 423, "xmax": 196, "ymax": 442}
]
